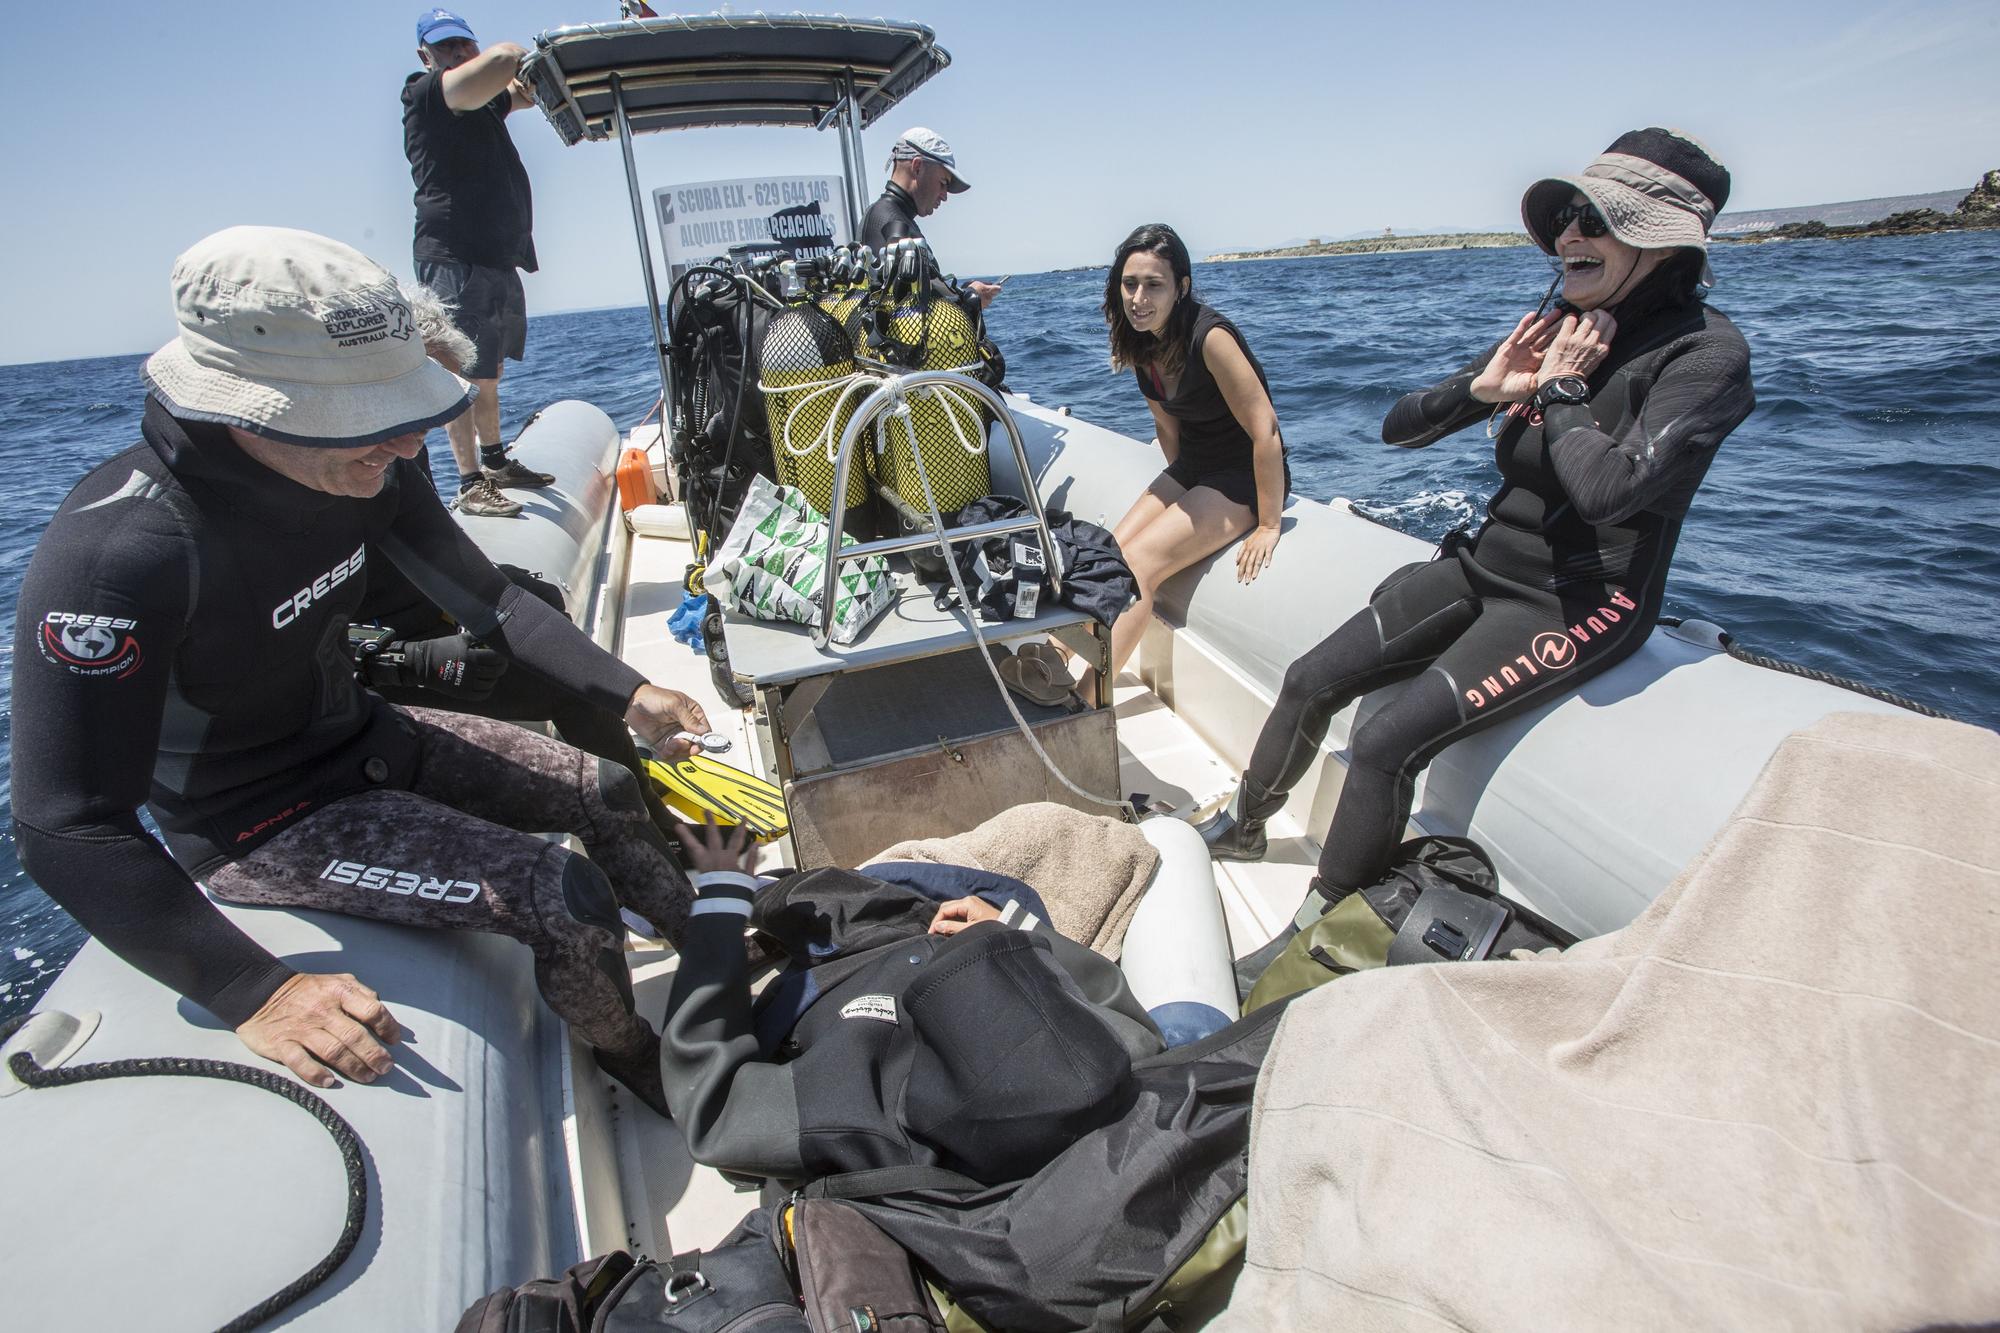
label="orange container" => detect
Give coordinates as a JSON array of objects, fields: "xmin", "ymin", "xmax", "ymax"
[{"xmin": 616, "ymin": 447, "xmax": 659, "ymax": 511}]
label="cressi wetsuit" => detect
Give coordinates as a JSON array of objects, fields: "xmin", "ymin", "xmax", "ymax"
[
  {"xmin": 10, "ymin": 401, "xmax": 692, "ymax": 1058},
  {"xmin": 1241, "ymin": 288, "xmax": 1753, "ymax": 893},
  {"xmin": 1136, "ymin": 304, "xmax": 1287, "ymax": 509}
]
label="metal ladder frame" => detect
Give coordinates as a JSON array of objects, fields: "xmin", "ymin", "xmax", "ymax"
[{"xmin": 812, "ymin": 370, "xmax": 1060, "ymax": 648}]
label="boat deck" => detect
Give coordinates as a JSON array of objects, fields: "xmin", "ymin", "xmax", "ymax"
[{"xmin": 584, "ymin": 453, "xmax": 1317, "ymax": 1260}]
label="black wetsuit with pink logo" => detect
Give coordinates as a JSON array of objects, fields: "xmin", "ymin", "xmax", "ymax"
[{"xmin": 1242, "ymin": 284, "xmax": 1753, "ymax": 892}]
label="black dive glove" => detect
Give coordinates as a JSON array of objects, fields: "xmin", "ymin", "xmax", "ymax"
[{"xmin": 362, "ymin": 630, "xmax": 506, "ymax": 700}]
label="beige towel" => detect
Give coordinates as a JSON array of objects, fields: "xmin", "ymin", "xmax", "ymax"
[
  {"xmin": 1217, "ymin": 712, "xmax": 2000, "ymax": 1331},
  {"xmin": 870, "ymin": 801, "xmax": 1158, "ymax": 957}
]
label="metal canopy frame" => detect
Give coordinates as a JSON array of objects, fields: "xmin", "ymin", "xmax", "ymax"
[{"xmin": 518, "ymin": 13, "xmax": 948, "ymax": 447}]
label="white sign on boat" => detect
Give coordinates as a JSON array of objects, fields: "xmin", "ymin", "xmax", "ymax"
[{"xmin": 653, "ymin": 174, "xmax": 850, "ymax": 280}]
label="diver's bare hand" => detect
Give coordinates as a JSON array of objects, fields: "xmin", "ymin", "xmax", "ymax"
[
  {"xmin": 1537, "ymin": 309, "xmax": 1616, "ymax": 386},
  {"xmin": 678, "ymin": 814, "xmax": 758, "ymax": 877},
  {"xmin": 626, "ymin": 685, "xmax": 710, "ymax": 760},
  {"xmin": 929, "ymin": 895, "xmax": 1002, "ymax": 935},
  {"xmin": 237, "ymin": 972, "xmax": 400, "ymax": 1089},
  {"xmin": 1469, "ymin": 311, "xmax": 1559, "ymax": 403}
]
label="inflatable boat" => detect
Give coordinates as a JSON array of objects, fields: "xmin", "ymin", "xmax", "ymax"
[{"xmin": 0, "ymin": 13, "xmax": 1928, "ymax": 1329}]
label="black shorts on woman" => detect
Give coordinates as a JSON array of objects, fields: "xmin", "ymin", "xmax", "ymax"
[
  {"xmin": 1241, "ymin": 288, "xmax": 1753, "ymax": 894},
  {"xmin": 1138, "ymin": 304, "xmax": 1290, "ymax": 506}
]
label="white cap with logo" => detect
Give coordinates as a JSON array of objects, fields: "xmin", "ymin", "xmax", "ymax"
[{"xmin": 888, "ymin": 127, "xmax": 970, "ymax": 193}]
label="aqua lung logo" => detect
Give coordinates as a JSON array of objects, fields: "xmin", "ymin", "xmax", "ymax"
[
  {"xmin": 1463, "ymin": 590, "xmax": 1638, "ymax": 711},
  {"xmin": 39, "ymin": 611, "xmax": 143, "ymax": 679},
  {"xmin": 320, "ymin": 859, "xmax": 480, "ymax": 904},
  {"xmin": 273, "ymin": 546, "xmax": 366, "ymax": 629},
  {"xmin": 321, "ymin": 292, "xmax": 415, "ymax": 350}
]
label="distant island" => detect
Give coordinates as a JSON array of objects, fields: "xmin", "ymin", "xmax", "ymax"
[
  {"xmin": 1206, "ymin": 231, "xmax": 1528, "ymax": 264},
  {"xmin": 1204, "ymin": 168, "xmax": 2000, "ymax": 264}
]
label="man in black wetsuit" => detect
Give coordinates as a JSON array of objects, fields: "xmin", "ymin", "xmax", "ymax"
[
  {"xmin": 860, "ymin": 127, "xmax": 1001, "ymax": 309},
  {"xmin": 10, "ymin": 227, "xmax": 711, "ymax": 1111},
  {"xmin": 1200, "ymin": 129, "xmax": 1755, "ymax": 923},
  {"xmin": 403, "ymin": 6, "xmax": 553, "ymax": 517}
]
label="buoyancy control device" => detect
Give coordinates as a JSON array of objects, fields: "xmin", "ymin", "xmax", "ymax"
[{"xmin": 666, "ymin": 260, "xmax": 781, "ymax": 546}]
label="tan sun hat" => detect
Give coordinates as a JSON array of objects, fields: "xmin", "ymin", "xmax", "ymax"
[
  {"xmin": 1521, "ymin": 128, "xmax": 1731, "ymax": 283},
  {"xmin": 144, "ymin": 226, "xmax": 472, "ymax": 447}
]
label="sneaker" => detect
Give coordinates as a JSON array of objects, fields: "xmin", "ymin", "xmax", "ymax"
[
  {"xmin": 484, "ymin": 456, "xmax": 557, "ymax": 489},
  {"xmin": 455, "ymin": 475, "xmax": 523, "ymax": 517}
]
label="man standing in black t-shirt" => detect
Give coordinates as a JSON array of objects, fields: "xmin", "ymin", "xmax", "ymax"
[
  {"xmin": 861, "ymin": 127, "xmax": 1001, "ymax": 309},
  {"xmin": 402, "ymin": 7, "xmax": 553, "ymax": 518}
]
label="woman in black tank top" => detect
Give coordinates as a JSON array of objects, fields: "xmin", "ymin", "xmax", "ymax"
[{"xmin": 1086, "ymin": 223, "xmax": 1288, "ymax": 693}]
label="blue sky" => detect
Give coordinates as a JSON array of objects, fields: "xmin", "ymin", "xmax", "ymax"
[{"xmin": 2, "ymin": 0, "xmax": 1994, "ymax": 365}]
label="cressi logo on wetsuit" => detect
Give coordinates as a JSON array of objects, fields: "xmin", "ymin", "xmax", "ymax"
[
  {"xmin": 319, "ymin": 857, "xmax": 480, "ymax": 904},
  {"xmin": 272, "ymin": 545, "xmax": 366, "ymax": 629},
  {"xmin": 38, "ymin": 610, "xmax": 144, "ymax": 679}
]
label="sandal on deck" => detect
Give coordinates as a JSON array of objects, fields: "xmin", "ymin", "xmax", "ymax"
[{"xmin": 999, "ymin": 648, "xmax": 1071, "ymax": 708}]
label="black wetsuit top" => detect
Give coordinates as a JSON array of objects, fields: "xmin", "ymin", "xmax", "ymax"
[
  {"xmin": 1135, "ymin": 304, "xmax": 1276, "ymax": 477},
  {"xmin": 403, "ymin": 68, "xmax": 537, "ymax": 272},
  {"xmin": 1381, "ymin": 295, "xmax": 1754, "ymax": 591},
  {"xmin": 860, "ymin": 182, "xmax": 923, "ymax": 250},
  {"xmin": 9, "ymin": 400, "xmax": 643, "ymax": 1025}
]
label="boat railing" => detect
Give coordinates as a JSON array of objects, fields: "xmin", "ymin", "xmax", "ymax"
[{"xmin": 813, "ymin": 369, "xmax": 1057, "ymax": 649}]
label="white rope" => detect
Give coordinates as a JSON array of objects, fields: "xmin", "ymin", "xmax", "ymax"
[{"xmin": 889, "ymin": 385, "xmax": 1128, "ymax": 812}]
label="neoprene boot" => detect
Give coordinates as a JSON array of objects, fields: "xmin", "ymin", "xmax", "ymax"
[{"xmin": 1195, "ymin": 774, "xmax": 1284, "ymax": 862}]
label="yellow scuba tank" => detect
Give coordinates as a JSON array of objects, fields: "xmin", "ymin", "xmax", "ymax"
[
  {"xmin": 815, "ymin": 244, "xmax": 875, "ymax": 359},
  {"xmin": 759, "ymin": 259, "xmax": 871, "ymax": 516},
  {"xmin": 868, "ymin": 239, "xmax": 993, "ymax": 518}
]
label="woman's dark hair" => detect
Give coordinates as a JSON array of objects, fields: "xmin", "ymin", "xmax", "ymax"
[
  {"xmin": 1613, "ymin": 247, "xmax": 1708, "ymax": 322},
  {"xmin": 1104, "ymin": 223, "xmax": 1197, "ymax": 378}
]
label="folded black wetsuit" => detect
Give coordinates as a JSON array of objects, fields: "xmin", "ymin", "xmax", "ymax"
[
  {"xmin": 10, "ymin": 401, "xmax": 687, "ymax": 1044},
  {"xmin": 1243, "ymin": 290, "xmax": 1754, "ymax": 892}
]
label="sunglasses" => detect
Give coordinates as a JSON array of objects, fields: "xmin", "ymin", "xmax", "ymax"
[{"xmin": 1550, "ymin": 202, "xmax": 1610, "ymax": 239}]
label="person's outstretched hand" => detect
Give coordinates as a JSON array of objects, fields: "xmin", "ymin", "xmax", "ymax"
[
  {"xmin": 678, "ymin": 814, "xmax": 758, "ymax": 877},
  {"xmin": 1469, "ymin": 311, "xmax": 1560, "ymax": 403},
  {"xmin": 236, "ymin": 972, "xmax": 401, "ymax": 1089},
  {"xmin": 626, "ymin": 685, "xmax": 711, "ymax": 761}
]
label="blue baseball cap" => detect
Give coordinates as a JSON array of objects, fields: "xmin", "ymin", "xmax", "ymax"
[{"xmin": 417, "ymin": 8, "xmax": 476, "ymax": 45}]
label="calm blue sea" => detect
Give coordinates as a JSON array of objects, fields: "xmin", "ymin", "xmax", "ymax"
[{"xmin": 3, "ymin": 231, "xmax": 1997, "ymax": 1019}]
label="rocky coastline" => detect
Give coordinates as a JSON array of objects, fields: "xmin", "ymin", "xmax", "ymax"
[
  {"xmin": 1723, "ymin": 169, "xmax": 2000, "ymax": 244},
  {"xmin": 1204, "ymin": 169, "xmax": 1999, "ymax": 263},
  {"xmin": 1206, "ymin": 232, "xmax": 1529, "ymax": 264}
]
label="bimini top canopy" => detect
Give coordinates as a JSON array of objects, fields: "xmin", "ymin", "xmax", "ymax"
[{"xmin": 523, "ymin": 12, "xmax": 950, "ymax": 145}]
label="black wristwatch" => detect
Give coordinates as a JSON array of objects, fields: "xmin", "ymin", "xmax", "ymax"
[{"xmin": 1532, "ymin": 375, "xmax": 1591, "ymax": 410}]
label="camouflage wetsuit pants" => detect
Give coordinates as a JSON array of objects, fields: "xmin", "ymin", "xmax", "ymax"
[{"xmin": 207, "ymin": 706, "xmax": 692, "ymax": 1061}]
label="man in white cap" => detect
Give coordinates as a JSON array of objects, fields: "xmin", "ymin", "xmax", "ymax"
[
  {"xmin": 862, "ymin": 127, "xmax": 1002, "ymax": 307},
  {"xmin": 9, "ymin": 226, "xmax": 712, "ymax": 1114},
  {"xmin": 404, "ymin": 7, "xmax": 552, "ymax": 517}
]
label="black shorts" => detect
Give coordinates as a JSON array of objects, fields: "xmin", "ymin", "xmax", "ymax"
[
  {"xmin": 414, "ymin": 260, "xmax": 527, "ymax": 379},
  {"xmin": 1160, "ymin": 456, "xmax": 1289, "ymax": 510}
]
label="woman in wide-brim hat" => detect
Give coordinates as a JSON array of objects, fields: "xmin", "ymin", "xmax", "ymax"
[{"xmin": 1198, "ymin": 129, "xmax": 1757, "ymax": 926}]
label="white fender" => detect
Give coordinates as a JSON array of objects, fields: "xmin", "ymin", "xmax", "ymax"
[{"xmin": 1122, "ymin": 817, "xmax": 1239, "ymax": 1044}]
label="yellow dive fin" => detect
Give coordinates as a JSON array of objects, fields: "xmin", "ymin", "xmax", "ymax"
[{"xmin": 643, "ymin": 752, "xmax": 789, "ymax": 843}]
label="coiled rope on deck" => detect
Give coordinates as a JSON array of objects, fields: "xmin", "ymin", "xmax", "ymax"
[{"xmin": 1, "ymin": 1012, "xmax": 369, "ymax": 1333}]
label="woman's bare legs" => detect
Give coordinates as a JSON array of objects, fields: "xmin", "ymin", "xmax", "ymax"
[{"xmin": 1078, "ymin": 477, "xmax": 1255, "ymax": 696}]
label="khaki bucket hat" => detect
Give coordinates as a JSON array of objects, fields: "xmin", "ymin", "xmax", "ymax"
[
  {"xmin": 144, "ymin": 226, "xmax": 472, "ymax": 447},
  {"xmin": 1521, "ymin": 128, "xmax": 1731, "ymax": 284}
]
